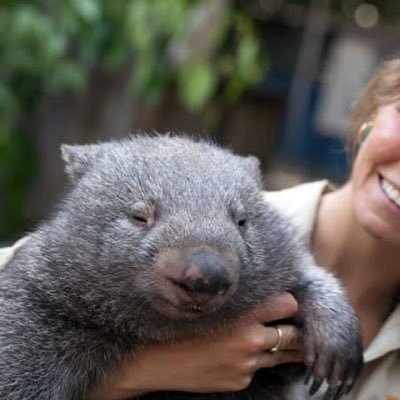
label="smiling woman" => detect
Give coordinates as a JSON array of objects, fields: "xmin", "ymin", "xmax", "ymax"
[{"xmin": 302, "ymin": 59, "xmax": 400, "ymax": 398}]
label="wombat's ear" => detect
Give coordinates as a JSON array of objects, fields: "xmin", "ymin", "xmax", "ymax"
[
  {"xmin": 244, "ymin": 155, "xmax": 263, "ymax": 188},
  {"xmin": 61, "ymin": 144, "xmax": 99, "ymax": 182}
]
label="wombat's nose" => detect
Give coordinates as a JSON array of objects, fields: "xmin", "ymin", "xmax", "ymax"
[{"xmin": 176, "ymin": 251, "xmax": 232, "ymax": 297}]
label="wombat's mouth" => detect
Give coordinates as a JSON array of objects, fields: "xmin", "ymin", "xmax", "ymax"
[{"xmin": 151, "ymin": 294, "xmax": 226, "ymax": 320}]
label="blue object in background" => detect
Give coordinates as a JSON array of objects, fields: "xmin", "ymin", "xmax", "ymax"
[
  {"xmin": 262, "ymin": 68, "xmax": 350, "ymax": 182},
  {"xmin": 280, "ymin": 82, "xmax": 350, "ymax": 182}
]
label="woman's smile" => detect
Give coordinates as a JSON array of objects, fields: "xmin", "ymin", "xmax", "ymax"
[{"xmin": 379, "ymin": 175, "xmax": 400, "ymax": 209}]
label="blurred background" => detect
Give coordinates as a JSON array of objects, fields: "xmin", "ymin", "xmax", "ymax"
[{"xmin": 1, "ymin": 0, "xmax": 399, "ymax": 244}]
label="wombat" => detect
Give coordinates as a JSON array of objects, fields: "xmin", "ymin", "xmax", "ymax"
[{"xmin": 0, "ymin": 135, "xmax": 363, "ymax": 400}]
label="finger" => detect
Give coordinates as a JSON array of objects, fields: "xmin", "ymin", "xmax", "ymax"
[
  {"xmin": 255, "ymin": 350, "xmax": 304, "ymax": 369},
  {"xmin": 262, "ymin": 325, "xmax": 302, "ymax": 352},
  {"xmin": 246, "ymin": 293, "xmax": 298, "ymax": 323}
]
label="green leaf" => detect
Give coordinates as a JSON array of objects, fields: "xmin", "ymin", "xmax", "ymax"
[
  {"xmin": 126, "ymin": 0, "xmax": 154, "ymax": 49},
  {"xmin": 177, "ymin": 61, "xmax": 217, "ymax": 112},
  {"xmin": 71, "ymin": 0, "xmax": 101, "ymax": 22},
  {"xmin": 237, "ymin": 34, "xmax": 263, "ymax": 82}
]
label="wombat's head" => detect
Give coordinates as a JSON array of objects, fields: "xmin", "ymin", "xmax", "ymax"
[{"xmin": 52, "ymin": 135, "xmax": 283, "ymax": 335}]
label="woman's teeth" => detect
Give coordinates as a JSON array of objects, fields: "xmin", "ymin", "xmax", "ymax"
[{"xmin": 381, "ymin": 177, "xmax": 400, "ymax": 207}]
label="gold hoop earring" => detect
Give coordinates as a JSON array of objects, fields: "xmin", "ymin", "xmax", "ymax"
[{"xmin": 358, "ymin": 121, "xmax": 373, "ymax": 144}]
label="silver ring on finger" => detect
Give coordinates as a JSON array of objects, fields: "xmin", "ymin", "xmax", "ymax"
[{"xmin": 270, "ymin": 325, "xmax": 283, "ymax": 353}]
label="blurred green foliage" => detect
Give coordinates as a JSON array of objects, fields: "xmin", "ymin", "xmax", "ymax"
[{"xmin": 0, "ymin": 0, "xmax": 265, "ymax": 239}]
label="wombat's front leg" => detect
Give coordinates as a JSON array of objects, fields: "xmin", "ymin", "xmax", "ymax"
[
  {"xmin": 0, "ymin": 333, "xmax": 85, "ymax": 400},
  {"xmin": 292, "ymin": 263, "xmax": 363, "ymax": 400},
  {"xmin": 0, "ymin": 362, "xmax": 82, "ymax": 400}
]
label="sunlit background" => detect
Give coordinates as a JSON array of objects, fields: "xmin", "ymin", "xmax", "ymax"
[{"xmin": 1, "ymin": 0, "xmax": 399, "ymax": 243}]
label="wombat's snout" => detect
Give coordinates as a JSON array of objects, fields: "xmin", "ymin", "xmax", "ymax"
[
  {"xmin": 175, "ymin": 251, "xmax": 232, "ymax": 297},
  {"xmin": 155, "ymin": 247, "xmax": 239, "ymax": 316}
]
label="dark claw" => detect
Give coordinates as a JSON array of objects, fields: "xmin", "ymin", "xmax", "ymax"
[
  {"xmin": 323, "ymin": 387, "xmax": 339, "ymax": 400},
  {"xmin": 309, "ymin": 379, "xmax": 324, "ymax": 396},
  {"xmin": 345, "ymin": 380, "xmax": 356, "ymax": 395},
  {"xmin": 333, "ymin": 383, "xmax": 347, "ymax": 400},
  {"xmin": 304, "ymin": 365, "xmax": 313, "ymax": 384}
]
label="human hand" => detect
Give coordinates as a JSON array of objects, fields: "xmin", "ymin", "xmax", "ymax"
[{"xmin": 88, "ymin": 293, "xmax": 302, "ymax": 400}]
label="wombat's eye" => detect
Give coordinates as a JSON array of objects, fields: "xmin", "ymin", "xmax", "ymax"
[
  {"xmin": 231, "ymin": 203, "xmax": 247, "ymax": 229},
  {"xmin": 237, "ymin": 218, "xmax": 247, "ymax": 227},
  {"xmin": 129, "ymin": 202, "xmax": 155, "ymax": 228},
  {"xmin": 130, "ymin": 214, "xmax": 148, "ymax": 227}
]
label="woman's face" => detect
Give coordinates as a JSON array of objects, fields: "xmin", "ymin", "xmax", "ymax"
[{"xmin": 351, "ymin": 102, "xmax": 400, "ymax": 245}]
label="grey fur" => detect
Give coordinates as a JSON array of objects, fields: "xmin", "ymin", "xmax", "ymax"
[{"xmin": 0, "ymin": 135, "xmax": 363, "ymax": 400}]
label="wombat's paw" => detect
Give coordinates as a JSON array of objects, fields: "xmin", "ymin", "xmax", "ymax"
[{"xmin": 303, "ymin": 324, "xmax": 363, "ymax": 400}]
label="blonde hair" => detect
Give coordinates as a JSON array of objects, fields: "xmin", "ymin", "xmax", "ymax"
[{"xmin": 349, "ymin": 59, "xmax": 400, "ymax": 156}]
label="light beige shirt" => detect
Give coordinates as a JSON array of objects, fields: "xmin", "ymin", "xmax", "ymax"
[
  {"xmin": 265, "ymin": 180, "xmax": 400, "ymax": 400},
  {"xmin": 1, "ymin": 181, "xmax": 399, "ymax": 399}
]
